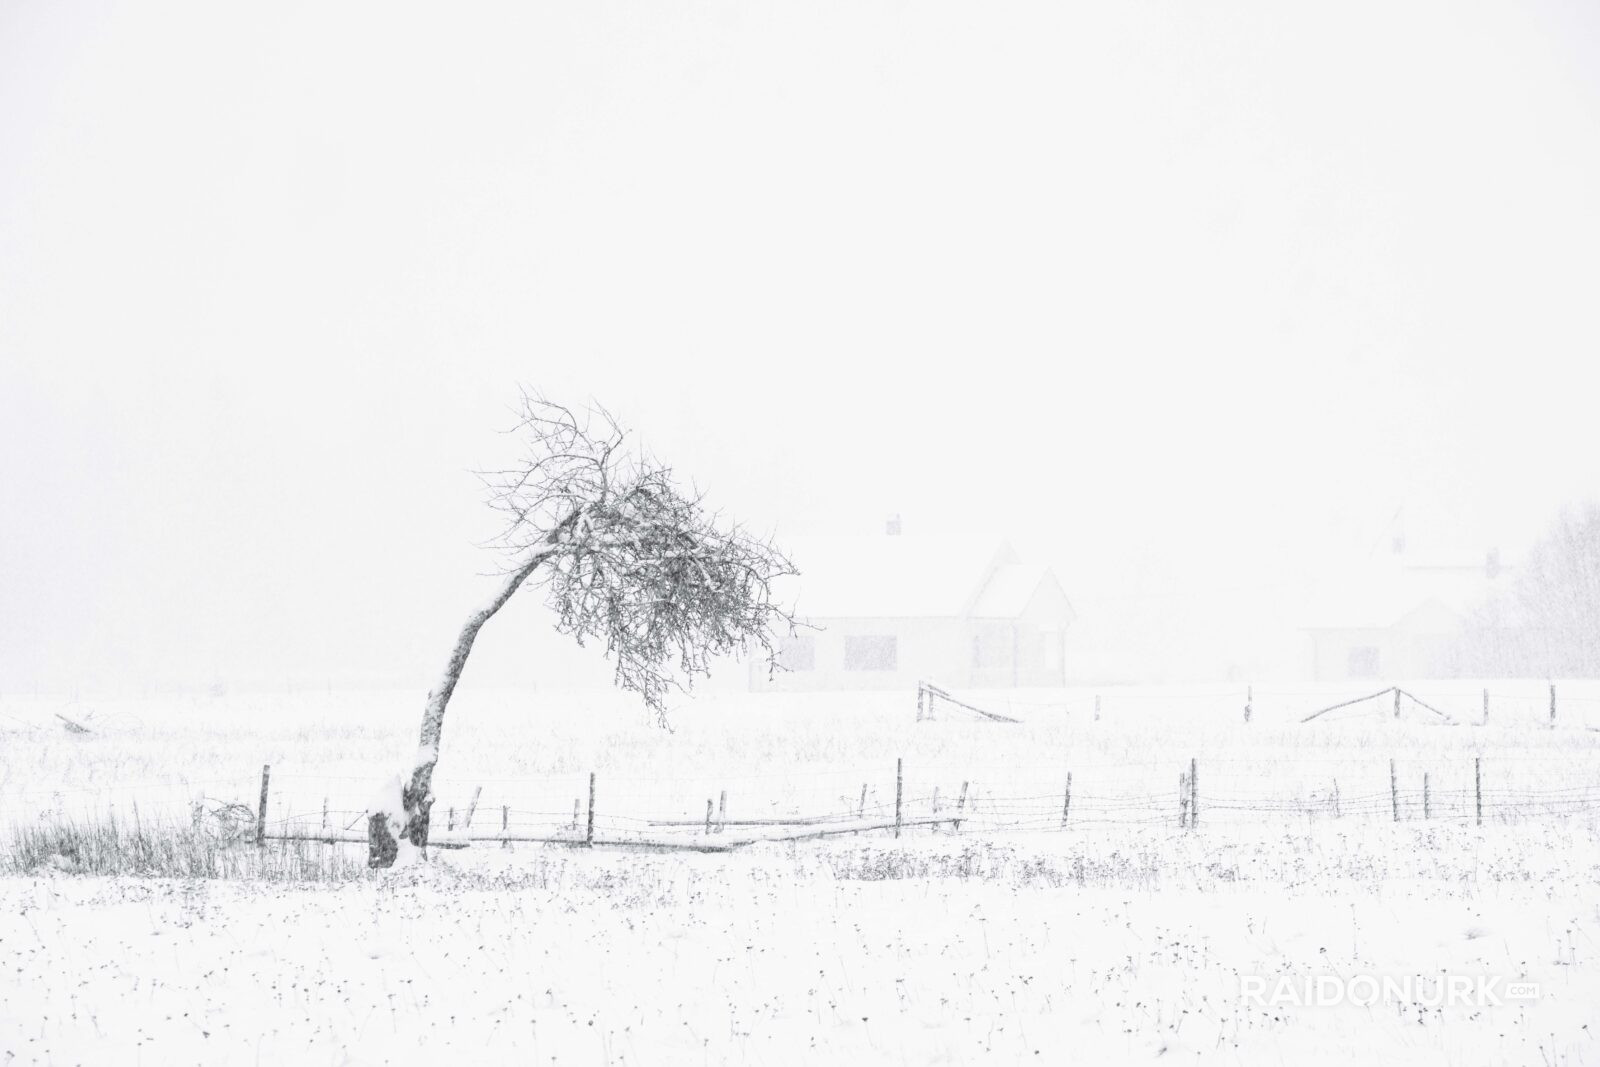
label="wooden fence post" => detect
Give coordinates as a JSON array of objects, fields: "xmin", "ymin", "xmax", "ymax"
[
  {"xmin": 705, "ymin": 799, "xmax": 713, "ymax": 835},
  {"xmin": 1094, "ymin": 694, "xmax": 1101, "ymax": 722},
  {"xmin": 572, "ymin": 798, "xmax": 580, "ymax": 831},
  {"xmin": 1332, "ymin": 778, "xmax": 1341, "ymax": 818},
  {"xmin": 464, "ymin": 785, "xmax": 482, "ymax": 829},
  {"xmin": 858, "ymin": 783, "xmax": 867, "ymax": 821},
  {"xmin": 894, "ymin": 757, "xmax": 903, "ymax": 839},
  {"xmin": 256, "ymin": 764, "xmax": 270, "ymax": 846},
  {"xmin": 718, "ymin": 789, "xmax": 727, "ymax": 833},
  {"xmin": 1423, "ymin": 772, "xmax": 1431, "ymax": 820},
  {"xmin": 916, "ymin": 683, "xmax": 925, "ymax": 722},
  {"xmin": 1390, "ymin": 759, "xmax": 1399, "ymax": 821},
  {"xmin": 586, "ymin": 772, "xmax": 596, "ymax": 847},
  {"xmin": 1179, "ymin": 771, "xmax": 1190, "ymax": 829},
  {"xmin": 447, "ymin": 807, "xmax": 455, "ymax": 832},
  {"xmin": 1244, "ymin": 685, "xmax": 1252, "ymax": 724},
  {"xmin": 1060, "ymin": 771, "xmax": 1072, "ymax": 828},
  {"xmin": 956, "ymin": 780, "xmax": 969, "ymax": 832},
  {"xmin": 502, "ymin": 804, "xmax": 510, "ymax": 849},
  {"xmin": 1550, "ymin": 684, "xmax": 1557, "ymax": 728},
  {"xmin": 1475, "ymin": 757, "xmax": 1482, "ymax": 826},
  {"xmin": 321, "ymin": 796, "xmax": 329, "ymax": 833},
  {"xmin": 1190, "ymin": 758, "xmax": 1198, "ymax": 827}
]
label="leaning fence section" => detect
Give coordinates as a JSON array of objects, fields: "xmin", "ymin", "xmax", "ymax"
[{"xmin": 909, "ymin": 678, "xmax": 1600, "ymax": 730}]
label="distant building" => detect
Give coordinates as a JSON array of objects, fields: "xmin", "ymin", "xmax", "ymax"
[
  {"xmin": 1302, "ymin": 548, "xmax": 1509, "ymax": 681},
  {"xmin": 752, "ymin": 525, "xmax": 1075, "ymax": 691}
]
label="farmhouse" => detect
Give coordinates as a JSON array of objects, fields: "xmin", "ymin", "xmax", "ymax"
[
  {"xmin": 751, "ymin": 524, "xmax": 1075, "ymax": 691},
  {"xmin": 1302, "ymin": 548, "xmax": 1508, "ymax": 681}
]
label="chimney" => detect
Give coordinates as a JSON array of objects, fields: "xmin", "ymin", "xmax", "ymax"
[{"xmin": 885, "ymin": 514, "xmax": 902, "ymax": 536}]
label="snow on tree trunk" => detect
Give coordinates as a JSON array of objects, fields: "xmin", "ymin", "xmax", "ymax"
[
  {"xmin": 367, "ymin": 774, "xmax": 405, "ymax": 867},
  {"xmin": 369, "ymin": 546, "xmax": 555, "ymax": 869},
  {"xmin": 367, "ymin": 812, "xmax": 398, "ymax": 867}
]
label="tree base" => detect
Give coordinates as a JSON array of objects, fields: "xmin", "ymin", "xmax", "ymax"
[
  {"xmin": 368, "ymin": 813, "xmax": 399, "ymax": 868},
  {"xmin": 367, "ymin": 799, "xmax": 434, "ymax": 869}
]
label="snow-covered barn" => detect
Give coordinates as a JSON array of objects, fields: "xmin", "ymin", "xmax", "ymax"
[
  {"xmin": 752, "ymin": 527, "xmax": 1075, "ymax": 692},
  {"xmin": 1302, "ymin": 549, "xmax": 1509, "ymax": 681}
]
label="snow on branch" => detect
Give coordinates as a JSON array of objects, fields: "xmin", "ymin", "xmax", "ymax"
[{"xmin": 480, "ymin": 392, "xmax": 801, "ymax": 719}]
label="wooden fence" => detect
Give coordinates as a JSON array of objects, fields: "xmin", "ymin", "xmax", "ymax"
[{"xmin": 252, "ymin": 752, "xmax": 1600, "ymax": 855}]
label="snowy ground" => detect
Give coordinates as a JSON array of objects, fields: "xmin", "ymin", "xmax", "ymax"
[
  {"xmin": 4, "ymin": 830, "xmax": 1598, "ymax": 1066},
  {"xmin": 5, "ymin": 680, "xmax": 1599, "ymax": 837},
  {"xmin": 3, "ymin": 682, "xmax": 1599, "ymax": 1064}
]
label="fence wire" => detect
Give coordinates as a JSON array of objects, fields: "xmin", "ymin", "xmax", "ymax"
[{"xmin": 228, "ymin": 757, "xmax": 1600, "ymax": 850}]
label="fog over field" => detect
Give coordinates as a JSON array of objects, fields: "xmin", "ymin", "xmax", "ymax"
[
  {"xmin": 4, "ymin": 0, "xmax": 1600, "ymax": 696},
  {"xmin": 2, "ymin": 1, "xmax": 1599, "ymax": 1064}
]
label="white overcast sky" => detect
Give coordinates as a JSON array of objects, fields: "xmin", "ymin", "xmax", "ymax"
[{"xmin": 2, "ymin": 0, "xmax": 1598, "ymax": 694}]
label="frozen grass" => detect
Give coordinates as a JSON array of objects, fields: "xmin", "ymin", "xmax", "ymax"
[
  {"xmin": 2, "ymin": 684, "xmax": 1599, "ymax": 1062},
  {"xmin": 7, "ymin": 813, "xmax": 1593, "ymax": 895},
  {"xmin": 2, "ymin": 812, "xmax": 366, "ymax": 881}
]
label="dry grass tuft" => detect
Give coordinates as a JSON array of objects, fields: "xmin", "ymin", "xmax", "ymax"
[{"xmin": 3, "ymin": 813, "xmax": 365, "ymax": 881}]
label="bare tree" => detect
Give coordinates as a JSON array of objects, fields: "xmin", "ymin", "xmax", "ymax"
[
  {"xmin": 1456, "ymin": 502, "xmax": 1600, "ymax": 678},
  {"xmin": 368, "ymin": 394, "xmax": 798, "ymax": 867}
]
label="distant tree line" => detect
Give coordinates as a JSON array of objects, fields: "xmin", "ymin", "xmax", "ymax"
[{"xmin": 1455, "ymin": 502, "xmax": 1600, "ymax": 677}]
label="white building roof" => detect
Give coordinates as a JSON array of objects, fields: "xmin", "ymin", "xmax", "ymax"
[
  {"xmin": 968, "ymin": 563, "xmax": 1055, "ymax": 617},
  {"xmin": 775, "ymin": 535, "xmax": 1064, "ymax": 621},
  {"xmin": 1302, "ymin": 554, "xmax": 1511, "ymax": 631}
]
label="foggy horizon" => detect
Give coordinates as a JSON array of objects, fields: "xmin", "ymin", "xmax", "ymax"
[{"xmin": 4, "ymin": 0, "xmax": 1599, "ymax": 697}]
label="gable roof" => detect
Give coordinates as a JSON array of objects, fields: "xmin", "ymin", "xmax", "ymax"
[
  {"xmin": 776, "ymin": 535, "xmax": 1064, "ymax": 620},
  {"xmin": 969, "ymin": 563, "xmax": 1057, "ymax": 618},
  {"xmin": 1303, "ymin": 556, "xmax": 1510, "ymax": 631}
]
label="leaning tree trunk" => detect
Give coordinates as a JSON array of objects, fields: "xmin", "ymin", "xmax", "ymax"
[{"xmin": 368, "ymin": 542, "xmax": 559, "ymax": 868}]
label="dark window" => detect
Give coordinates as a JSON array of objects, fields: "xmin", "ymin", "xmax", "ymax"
[
  {"xmin": 778, "ymin": 636, "xmax": 816, "ymax": 671},
  {"xmin": 1347, "ymin": 646, "xmax": 1380, "ymax": 678},
  {"xmin": 844, "ymin": 635, "xmax": 897, "ymax": 671}
]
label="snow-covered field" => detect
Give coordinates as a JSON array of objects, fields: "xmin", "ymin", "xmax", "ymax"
[{"xmin": 3, "ymin": 681, "xmax": 1599, "ymax": 1064}]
